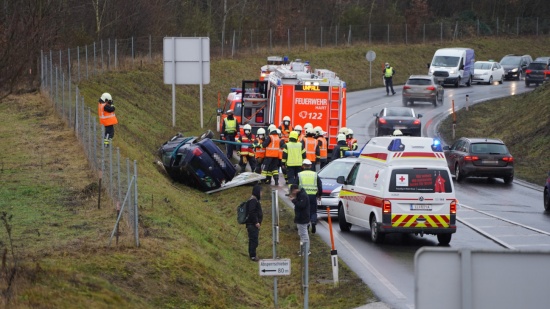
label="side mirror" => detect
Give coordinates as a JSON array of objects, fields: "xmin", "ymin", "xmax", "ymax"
[
  {"xmin": 426, "ymin": 63, "xmax": 431, "ymax": 68},
  {"xmin": 417, "ymin": 114, "xmax": 423, "ymax": 119},
  {"xmin": 443, "ymin": 145, "xmax": 450, "ymax": 151},
  {"xmin": 336, "ymin": 176, "xmax": 346, "ymax": 185},
  {"xmin": 459, "ymin": 64, "xmax": 465, "ymax": 70},
  {"xmin": 373, "ymin": 113, "xmax": 378, "ymax": 117}
]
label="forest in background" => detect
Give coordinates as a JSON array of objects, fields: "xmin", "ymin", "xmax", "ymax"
[{"xmin": 2, "ymin": 0, "xmax": 549, "ymax": 99}]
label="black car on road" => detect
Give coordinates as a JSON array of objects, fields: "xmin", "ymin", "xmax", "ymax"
[
  {"xmin": 374, "ymin": 107, "xmax": 422, "ymax": 137},
  {"xmin": 525, "ymin": 61, "xmax": 550, "ymax": 87},
  {"xmin": 499, "ymin": 54, "xmax": 532, "ymax": 80},
  {"xmin": 444, "ymin": 137, "xmax": 514, "ymax": 184}
]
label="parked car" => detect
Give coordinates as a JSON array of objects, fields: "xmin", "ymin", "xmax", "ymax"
[
  {"xmin": 473, "ymin": 61, "xmax": 504, "ymax": 84},
  {"xmin": 525, "ymin": 61, "xmax": 550, "ymax": 87},
  {"xmin": 534, "ymin": 57, "xmax": 550, "ymax": 65},
  {"xmin": 158, "ymin": 131, "xmax": 237, "ymax": 191},
  {"xmin": 544, "ymin": 171, "xmax": 550, "ymax": 211},
  {"xmin": 317, "ymin": 157, "xmax": 357, "ymax": 215},
  {"xmin": 499, "ymin": 54, "xmax": 532, "ymax": 80},
  {"xmin": 443, "ymin": 137, "xmax": 514, "ymax": 184},
  {"xmin": 374, "ymin": 107, "xmax": 422, "ymax": 137},
  {"xmin": 545, "ymin": 171, "xmax": 550, "ymax": 211},
  {"xmin": 402, "ymin": 75, "xmax": 444, "ymax": 107}
]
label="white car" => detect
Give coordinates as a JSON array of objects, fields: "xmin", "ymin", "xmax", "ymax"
[{"xmin": 473, "ymin": 61, "xmax": 504, "ymax": 85}]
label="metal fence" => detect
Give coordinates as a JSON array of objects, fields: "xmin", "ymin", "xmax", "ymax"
[{"xmin": 40, "ymin": 52, "xmax": 140, "ymax": 247}]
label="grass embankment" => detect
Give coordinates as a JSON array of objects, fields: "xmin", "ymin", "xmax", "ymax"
[{"xmin": 2, "ymin": 36, "xmax": 550, "ymax": 308}]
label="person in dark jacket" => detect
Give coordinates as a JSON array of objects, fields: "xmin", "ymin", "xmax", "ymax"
[
  {"xmin": 330, "ymin": 133, "xmax": 350, "ymax": 162},
  {"xmin": 289, "ymin": 184, "xmax": 310, "ymax": 254},
  {"xmin": 246, "ymin": 185, "xmax": 263, "ymax": 261}
]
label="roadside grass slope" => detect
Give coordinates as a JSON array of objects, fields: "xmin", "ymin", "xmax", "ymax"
[{"xmin": 2, "ymin": 36, "xmax": 550, "ymax": 308}]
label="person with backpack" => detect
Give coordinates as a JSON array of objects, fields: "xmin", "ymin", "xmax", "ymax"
[{"xmin": 245, "ymin": 185, "xmax": 263, "ymax": 261}]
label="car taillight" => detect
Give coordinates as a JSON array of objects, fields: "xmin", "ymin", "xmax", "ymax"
[
  {"xmin": 192, "ymin": 148, "xmax": 203, "ymax": 156},
  {"xmin": 403, "ymin": 85, "xmax": 411, "ymax": 90},
  {"xmin": 525, "ymin": 69, "xmax": 532, "ymax": 74},
  {"xmin": 426, "ymin": 86, "xmax": 436, "ymax": 91},
  {"xmin": 379, "ymin": 118, "xmax": 387, "ymax": 124},
  {"xmin": 464, "ymin": 155, "xmax": 479, "ymax": 161},
  {"xmin": 383, "ymin": 200, "xmax": 391, "ymax": 213},
  {"xmin": 413, "ymin": 119, "xmax": 421, "ymax": 125},
  {"xmin": 502, "ymin": 156, "xmax": 514, "ymax": 163},
  {"xmin": 450, "ymin": 199, "xmax": 457, "ymax": 214}
]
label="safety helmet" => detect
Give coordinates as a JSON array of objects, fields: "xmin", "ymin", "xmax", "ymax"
[
  {"xmin": 289, "ymin": 131, "xmax": 299, "ymax": 140},
  {"xmin": 306, "ymin": 128, "xmax": 315, "ymax": 135},
  {"xmin": 314, "ymin": 126, "xmax": 324, "ymax": 135},
  {"xmin": 226, "ymin": 109, "xmax": 234, "ymax": 114},
  {"xmin": 393, "ymin": 129, "xmax": 403, "ymax": 136},
  {"xmin": 283, "ymin": 116, "xmax": 291, "ymax": 122},
  {"xmin": 337, "ymin": 133, "xmax": 346, "ymax": 141},
  {"xmin": 347, "ymin": 129, "xmax": 354, "ymax": 136},
  {"xmin": 339, "ymin": 127, "xmax": 348, "ymax": 135},
  {"xmin": 257, "ymin": 128, "xmax": 266, "ymax": 136},
  {"xmin": 268, "ymin": 124, "xmax": 277, "ymax": 132},
  {"xmin": 294, "ymin": 125, "xmax": 303, "ymax": 132},
  {"xmin": 243, "ymin": 124, "xmax": 252, "ymax": 133},
  {"xmin": 100, "ymin": 93, "xmax": 112, "ymax": 103},
  {"xmin": 385, "ymin": 62, "xmax": 390, "ymax": 68},
  {"xmin": 304, "ymin": 123, "xmax": 313, "ymax": 130},
  {"xmin": 302, "ymin": 159, "xmax": 312, "ymax": 165}
]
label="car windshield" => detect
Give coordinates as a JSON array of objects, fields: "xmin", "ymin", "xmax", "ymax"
[
  {"xmin": 319, "ymin": 160, "xmax": 355, "ymax": 179},
  {"xmin": 407, "ymin": 79, "xmax": 432, "ymax": 85},
  {"xmin": 385, "ymin": 108, "xmax": 414, "ymax": 117},
  {"xmin": 470, "ymin": 143, "xmax": 508, "ymax": 154},
  {"xmin": 528, "ymin": 63, "xmax": 547, "ymax": 70},
  {"xmin": 389, "ymin": 168, "xmax": 453, "ymax": 193},
  {"xmin": 475, "ymin": 63, "xmax": 493, "ymax": 70},
  {"xmin": 500, "ymin": 57, "xmax": 521, "ymax": 65},
  {"xmin": 432, "ymin": 56, "xmax": 459, "ymax": 67}
]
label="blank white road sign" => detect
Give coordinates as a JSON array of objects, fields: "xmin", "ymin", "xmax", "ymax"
[{"xmin": 163, "ymin": 37, "xmax": 210, "ymax": 85}]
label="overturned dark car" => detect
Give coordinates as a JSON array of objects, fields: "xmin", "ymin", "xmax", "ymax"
[{"xmin": 158, "ymin": 131, "xmax": 236, "ymax": 191}]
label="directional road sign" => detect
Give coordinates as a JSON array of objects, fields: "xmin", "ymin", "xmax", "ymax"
[{"xmin": 259, "ymin": 259, "xmax": 291, "ymax": 276}]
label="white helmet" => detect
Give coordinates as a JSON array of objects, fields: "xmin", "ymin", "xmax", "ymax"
[
  {"xmin": 257, "ymin": 128, "xmax": 266, "ymax": 135},
  {"xmin": 347, "ymin": 129, "xmax": 354, "ymax": 136},
  {"xmin": 268, "ymin": 124, "xmax": 277, "ymax": 132},
  {"xmin": 304, "ymin": 123, "xmax": 313, "ymax": 130},
  {"xmin": 306, "ymin": 128, "xmax": 315, "ymax": 135},
  {"xmin": 314, "ymin": 126, "xmax": 324, "ymax": 135},
  {"xmin": 100, "ymin": 93, "xmax": 112, "ymax": 103},
  {"xmin": 294, "ymin": 125, "xmax": 303, "ymax": 132},
  {"xmin": 302, "ymin": 159, "xmax": 312, "ymax": 165},
  {"xmin": 283, "ymin": 116, "xmax": 291, "ymax": 122},
  {"xmin": 339, "ymin": 127, "xmax": 348, "ymax": 135},
  {"xmin": 276, "ymin": 129, "xmax": 282, "ymax": 137},
  {"xmin": 226, "ymin": 109, "xmax": 234, "ymax": 114},
  {"xmin": 393, "ymin": 129, "xmax": 403, "ymax": 136},
  {"xmin": 243, "ymin": 124, "xmax": 252, "ymax": 132},
  {"xmin": 337, "ymin": 133, "xmax": 346, "ymax": 141}
]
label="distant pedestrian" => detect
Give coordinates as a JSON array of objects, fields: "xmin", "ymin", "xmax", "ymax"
[
  {"xmin": 289, "ymin": 184, "xmax": 310, "ymax": 255},
  {"xmin": 383, "ymin": 62, "xmax": 396, "ymax": 95},
  {"xmin": 245, "ymin": 185, "xmax": 263, "ymax": 261},
  {"xmin": 98, "ymin": 92, "xmax": 118, "ymax": 147}
]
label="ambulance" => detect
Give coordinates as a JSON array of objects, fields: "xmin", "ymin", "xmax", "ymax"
[{"xmin": 336, "ymin": 136, "xmax": 457, "ymax": 245}]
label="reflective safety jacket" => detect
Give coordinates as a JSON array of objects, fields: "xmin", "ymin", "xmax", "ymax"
[
  {"xmin": 347, "ymin": 138, "xmax": 358, "ymax": 151},
  {"xmin": 384, "ymin": 67, "xmax": 394, "ymax": 78},
  {"xmin": 298, "ymin": 170, "xmax": 321, "ymax": 196},
  {"xmin": 223, "ymin": 117, "xmax": 237, "ymax": 134},
  {"xmin": 264, "ymin": 134, "xmax": 281, "ymax": 158},
  {"xmin": 283, "ymin": 140, "xmax": 305, "ymax": 167},
  {"xmin": 237, "ymin": 134, "xmax": 254, "ymax": 156},
  {"xmin": 304, "ymin": 137, "xmax": 319, "ymax": 162},
  {"xmin": 317, "ymin": 137, "xmax": 328, "ymax": 159},
  {"xmin": 279, "ymin": 124, "xmax": 293, "ymax": 143},
  {"xmin": 254, "ymin": 137, "xmax": 265, "ymax": 159},
  {"xmin": 98, "ymin": 102, "xmax": 118, "ymax": 126}
]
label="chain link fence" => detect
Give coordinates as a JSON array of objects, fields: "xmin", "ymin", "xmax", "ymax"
[{"xmin": 40, "ymin": 53, "xmax": 140, "ymax": 247}]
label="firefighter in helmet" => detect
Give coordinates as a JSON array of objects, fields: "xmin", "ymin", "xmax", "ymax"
[
  {"xmin": 314, "ymin": 126, "xmax": 328, "ymax": 170},
  {"xmin": 237, "ymin": 124, "xmax": 257, "ymax": 173},
  {"xmin": 346, "ymin": 128, "xmax": 358, "ymax": 151},
  {"xmin": 221, "ymin": 109, "xmax": 240, "ymax": 159},
  {"xmin": 331, "ymin": 133, "xmax": 350, "ymax": 162},
  {"xmin": 252, "ymin": 128, "xmax": 266, "ymax": 174},
  {"xmin": 98, "ymin": 92, "xmax": 118, "ymax": 147},
  {"xmin": 294, "ymin": 125, "xmax": 304, "ymax": 142},
  {"xmin": 279, "ymin": 116, "xmax": 293, "ymax": 143},
  {"xmin": 261, "ymin": 125, "xmax": 281, "ymax": 185},
  {"xmin": 302, "ymin": 127, "xmax": 320, "ymax": 171},
  {"xmin": 282, "ymin": 130, "xmax": 305, "ymax": 186}
]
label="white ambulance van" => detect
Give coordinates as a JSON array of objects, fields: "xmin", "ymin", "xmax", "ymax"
[{"xmin": 336, "ymin": 136, "xmax": 457, "ymax": 245}]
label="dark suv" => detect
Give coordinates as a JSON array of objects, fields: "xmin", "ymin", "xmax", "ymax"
[
  {"xmin": 499, "ymin": 54, "xmax": 532, "ymax": 80},
  {"xmin": 525, "ymin": 61, "xmax": 550, "ymax": 87},
  {"xmin": 443, "ymin": 137, "xmax": 514, "ymax": 184}
]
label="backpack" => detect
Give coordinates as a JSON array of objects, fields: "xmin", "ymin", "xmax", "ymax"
[{"xmin": 237, "ymin": 200, "xmax": 249, "ymax": 224}]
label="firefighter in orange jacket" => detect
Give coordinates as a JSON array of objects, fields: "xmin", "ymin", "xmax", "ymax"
[
  {"xmin": 252, "ymin": 128, "xmax": 266, "ymax": 174},
  {"xmin": 346, "ymin": 128, "xmax": 358, "ymax": 151},
  {"xmin": 261, "ymin": 125, "xmax": 281, "ymax": 185},
  {"xmin": 237, "ymin": 124, "xmax": 257, "ymax": 173},
  {"xmin": 278, "ymin": 116, "xmax": 293, "ymax": 143},
  {"xmin": 314, "ymin": 126, "xmax": 328, "ymax": 170},
  {"xmin": 98, "ymin": 92, "xmax": 118, "ymax": 147},
  {"xmin": 302, "ymin": 127, "xmax": 320, "ymax": 171}
]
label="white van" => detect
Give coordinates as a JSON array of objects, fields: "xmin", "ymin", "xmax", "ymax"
[
  {"xmin": 428, "ymin": 47, "xmax": 475, "ymax": 88},
  {"xmin": 336, "ymin": 136, "xmax": 457, "ymax": 245}
]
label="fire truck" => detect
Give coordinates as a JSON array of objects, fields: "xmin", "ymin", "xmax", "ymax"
[{"xmin": 217, "ymin": 66, "xmax": 346, "ymax": 152}]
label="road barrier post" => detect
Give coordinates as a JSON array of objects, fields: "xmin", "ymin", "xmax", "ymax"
[
  {"xmin": 466, "ymin": 95, "xmax": 469, "ymax": 111},
  {"xmin": 452, "ymin": 99, "xmax": 456, "ymax": 139}
]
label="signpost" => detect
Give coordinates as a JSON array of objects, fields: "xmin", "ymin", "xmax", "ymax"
[
  {"xmin": 366, "ymin": 50, "xmax": 376, "ymax": 87},
  {"xmin": 163, "ymin": 37, "xmax": 210, "ymax": 128},
  {"xmin": 259, "ymin": 259, "xmax": 291, "ymax": 277}
]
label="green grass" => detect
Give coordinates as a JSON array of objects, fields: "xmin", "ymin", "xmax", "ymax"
[{"xmin": 2, "ymin": 36, "xmax": 550, "ymax": 308}]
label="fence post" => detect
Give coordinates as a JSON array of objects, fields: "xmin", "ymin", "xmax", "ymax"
[
  {"xmin": 94, "ymin": 42, "xmax": 97, "ymax": 76},
  {"xmin": 149, "ymin": 35, "xmax": 152, "ymax": 63},
  {"xmin": 287, "ymin": 28, "xmax": 290, "ymax": 50},
  {"xmin": 100, "ymin": 40, "xmax": 104, "ymax": 72},
  {"xmin": 62, "ymin": 73, "xmax": 65, "ymax": 115},
  {"xmin": 305, "ymin": 27, "xmax": 307, "ymax": 50},
  {"xmin": 320, "ymin": 26, "xmax": 323, "ymax": 47},
  {"xmin": 516, "ymin": 17, "xmax": 519, "ymax": 36},
  {"xmin": 77, "ymin": 46, "xmax": 80, "ymax": 82},
  {"xmin": 335, "ymin": 24, "xmax": 338, "ymax": 45},
  {"xmin": 40, "ymin": 50, "xmax": 44, "ymax": 91},
  {"xmin": 440, "ymin": 22, "xmax": 443, "ymax": 43},
  {"xmin": 133, "ymin": 160, "xmax": 140, "ymax": 247},
  {"xmin": 117, "ymin": 147, "xmax": 122, "ymax": 207},
  {"xmin": 423, "ymin": 24, "xmax": 425, "ymax": 43},
  {"xmin": 369, "ymin": 24, "xmax": 371, "ymax": 45},
  {"xmin": 536, "ymin": 17, "xmax": 539, "ymax": 36},
  {"xmin": 232, "ymin": 30, "xmax": 236, "ymax": 57},
  {"xmin": 115, "ymin": 39, "xmax": 118, "ymax": 69},
  {"xmin": 55, "ymin": 66, "xmax": 58, "ymax": 109},
  {"xmin": 387, "ymin": 24, "xmax": 390, "ymax": 44},
  {"xmin": 85, "ymin": 44, "xmax": 89, "ymax": 79},
  {"xmin": 132, "ymin": 36, "xmax": 134, "ymax": 68},
  {"xmin": 269, "ymin": 28, "xmax": 272, "ymax": 51},
  {"xmin": 405, "ymin": 24, "xmax": 408, "ymax": 45},
  {"xmin": 497, "ymin": 17, "xmax": 499, "ymax": 36},
  {"xmin": 477, "ymin": 19, "xmax": 480, "ymax": 36},
  {"xmin": 49, "ymin": 50, "xmax": 53, "ymax": 97},
  {"xmin": 348, "ymin": 25, "xmax": 351, "ymax": 46}
]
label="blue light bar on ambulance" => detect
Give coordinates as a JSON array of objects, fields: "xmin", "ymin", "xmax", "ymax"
[
  {"xmin": 230, "ymin": 87, "xmax": 242, "ymax": 93},
  {"xmin": 432, "ymin": 138, "xmax": 443, "ymax": 152}
]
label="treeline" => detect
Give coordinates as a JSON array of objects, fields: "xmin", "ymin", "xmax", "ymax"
[{"xmin": 1, "ymin": 0, "xmax": 548, "ymax": 99}]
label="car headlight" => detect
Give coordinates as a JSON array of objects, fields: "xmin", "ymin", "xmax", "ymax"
[
  {"xmin": 429, "ymin": 69, "xmax": 434, "ymax": 74},
  {"xmin": 449, "ymin": 70, "xmax": 455, "ymax": 74},
  {"xmin": 330, "ymin": 187, "xmax": 341, "ymax": 197},
  {"xmin": 511, "ymin": 68, "xmax": 518, "ymax": 73}
]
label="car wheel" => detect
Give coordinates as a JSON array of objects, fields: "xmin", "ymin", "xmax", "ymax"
[
  {"xmin": 432, "ymin": 98, "xmax": 437, "ymax": 107},
  {"xmin": 525, "ymin": 81, "xmax": 530, "ymax": 87},
  {"xmin": 455, "ymin": 77, "xmax": 460, "ymax": 88},
  {"xmin": 338, "ymin": 204, "xmax": 351, "ymax": 232},
  {"xmin": 488, "ymin": 76, "xmax": 493, "ymax": 85},
  {"xmin": 370, "ymin": 216, "xmax": 385, "ymax": 244},
  {"xmin": 437, "ymin": 234, "xmax": 452, "ymax": 245},
  {"xmin": 503, "ymin": 175, "xmax": 514, "ymax": 185},
  {"xmin": 499, "ymin": 77, "xmax": 503, "ymax": 84},
  {"xmin": 544, "ymin": 189, "xmax": 550, "ymax": 211},
  {"xmin": 455, "ymin": 164, "xmax": 464, "ymax": 182},
  {"xmin": 195, "ymin": 130, "xmax": 214, "ymax": 143}
]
